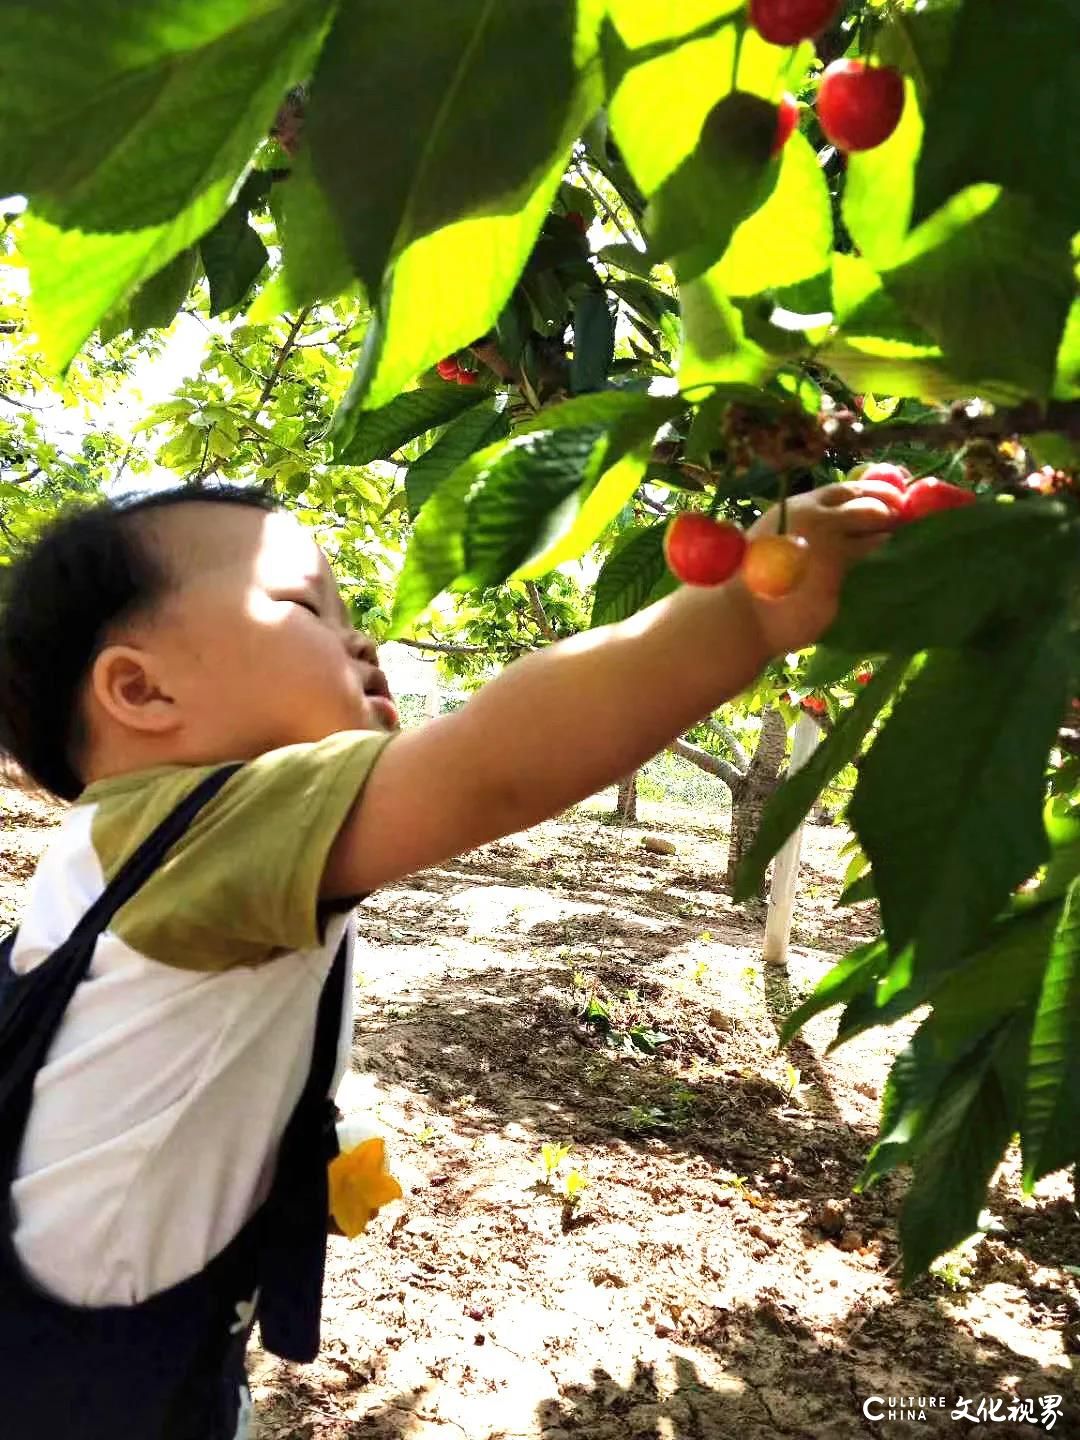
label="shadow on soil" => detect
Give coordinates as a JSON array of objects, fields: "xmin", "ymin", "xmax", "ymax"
[
  {"xmin": 352, "ymin": 938, "xmax": 861, "ymax": 1181},
  {"xmin": 306, "ymin": 1295, "xmax": 1076, "ymax": 1440}
]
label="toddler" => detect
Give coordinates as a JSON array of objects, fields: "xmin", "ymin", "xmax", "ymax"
[{"xmin": 0, "ymin": 477, "xmax": 895, "ymax": 1437}]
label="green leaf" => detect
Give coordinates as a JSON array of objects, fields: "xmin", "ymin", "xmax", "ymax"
[
  {"xmin": 818, "ymin": 337, "xmax": 965, "ymax": 407},
  {"xmin": 309, "ymin": 0, "xmax": 581, "ymax": 289},
  {"xmin": 605, "ymin": 6, "xmax": 741, "ymax": 199},
  {"xmin": 388, "ymin": 441, "xmax": 506, "ymax": 637},
  {"xmin": 521, "ymin": 268, "xmax": 571, "ymax": 335},
  {"xmin": 733, "ymin": 659, "xmax": 907, "ymax": 902},
  {"xmin": 831, "ymin": 253, "xmax": 942, "ymax": 353},
  {"xmin": 589, "ymin": 522, "xmax": 677, "ymax": 628},
  {"xmin": 645, "ymin": 91, "xmax": 777, "ymax": 282},
  {"xmin": 1025, "ymin": 798, "xmax": 1080, "ymax": 911},
  {"xmin": 875, "ymin": 1, "xmax": 961, "ymax": 112},
  {"xmin": 596, "ymin": 243, "xmax": 658, "ymax": 279},
  {"xmin": 898, "ymin": 1020, "xmax": 1023, "ymax": 1284},
  {"xmin": 24, "ymin": 211, "xmax": 203, "ymax": 371},
  {"xmin": 404, "ymin": 400, "xmax": 510, "ymax": 519},
  {"xmin": 515, "ymin": 394, "xmax": 683, "ymax": 576},
  {"xmin": 200, "ymin": 179, "xmax": 270, "ymax": 317},
  {"xmin": 846, "ymin": 74, "xmax": 1077, "ymax": 406},
  {"xmin": 607, "ymin": 276, "xmax": 678, "ymax": 332},
  {"xmin": 843, "ymin": 57, "xmax": 1076, "ymax": 403},
  {"xmin": 123, "ymin": 247, "xmax": 198, "ymax": 336},
  {"xmin": 838, "ymin": 871, "xmax": 875, "ymax": 908},
  {"xmin": 829, "ymin": 903, "xmax": 1054, "ymax": 1054},
  {"xmin": 913, "ymin": 0, "xmax": 1080, "ymax": 233},
  {"xmin": 1053, "ymin": 291, "xmax": 1080, "ymax": 401},
  {"xmin": 678, "ymin": 264, "xmax": 775, "ymax": 395},
  {"xmin": 308, "ymin": 0, "xmax": 602, "ymax": 409},
  {"xmin": 516, "ymin": 390, "xmax": 680, "ymax": 438},
  {"xmin": 332, "ymin": 383, "xmax": 489, "ymax": 467},
  {"xmin": 843, "ymin": 77, "xmax": 924, "ymax": 271},
  {"xmin": 926, "ymin": 910, "xmax": 1054, "ymax": 1057},
  {"xmin": 824, "ymin": 500, "xmax": 1076, "ymax": 655},
  {"xmin": 883, "ymin": 188, "xmax": 1075, "ymax": 403},
  {"xmin": 514, "ymin": 448, "xmax": 647, "ymax": 580},
  {"xmin": 251, "ymin": 150, "xmax": 360, "ymax": 320},
  {"xmin": 463, "ymin": 429, "xmax": 607, "ymax": 588},
  {"xmin": 1, "ymin": 0, "xmax": 334, "ymax": 233},
  {"xmin": 714, "ymin": 133, "xmax": 831, "ymax": 298},
  {"xmin": 802, "ymin": 645, "xmax": 867, "ymax": 689},
  {"xmin": 859, "ymin": 1019, "xmax": 959, "ymax": 1190},
  {"xmin": 570, "ymin": 292, "xmax": 615, "ymax": 394},
  {"xmin": 850, "ymin": 612, "xmax": 1074, "ymax": 988},
  {"xmin": 1022, "ymin": 877, "xmax": 1080, "ymax": 1187},
  {"xmin": 777, "ymin": 937, "xmax": 890, "ymax": 1049}
]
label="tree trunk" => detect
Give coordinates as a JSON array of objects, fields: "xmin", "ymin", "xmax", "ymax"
[
  {"xmin": 615, "ymin": 770, "xmax": 638, "ymax": 824},
  {"xmin": 725, "ymin": 707, "xmax": 788, "ymax": 895}
]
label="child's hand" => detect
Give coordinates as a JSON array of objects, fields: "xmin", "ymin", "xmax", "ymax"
[{"xmin": 740, "ymin": 479, "xmax": 901, "ymax": 656}]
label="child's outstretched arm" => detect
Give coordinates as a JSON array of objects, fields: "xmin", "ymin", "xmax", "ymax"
[{"xmin": 323, "ymin": 480, "xmax": 898, "ymax": 898}]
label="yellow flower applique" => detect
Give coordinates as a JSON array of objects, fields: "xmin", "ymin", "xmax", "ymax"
[{"xmin": 328, "ymin": 1136, "xmax": 403, "ymax": 1238}]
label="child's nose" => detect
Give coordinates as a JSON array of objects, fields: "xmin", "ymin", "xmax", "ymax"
[{"xmin": 347, "ymin": 630, "xmax": 377, "ymax": 665}]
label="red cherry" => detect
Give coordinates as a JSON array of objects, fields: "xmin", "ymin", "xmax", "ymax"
[
  {"xmin": 900, "ymin": 477, "xmax": 976, "ymax": 522},
  {"xmin": 566, "ymin": 210, "xmax": 588, "ymax": 235},
  {"xmin": 750, "ymin": 0, "xmax": 840, "ymax": 46},
  {"xmin": 456, "ymin": 367, "xmax": 480, "ymax": 386},
  {"xmin": 742, "ymin": 533, "xmax": 810, "ymax": 601},
  {"xmin": 817, "ymin": 61, "xmax": 905, "ymax": 153},
  {"xmin": 848, "ymin": 461, "xmax": 911, "ymax": 493},
  {"xmin": 856, "ymin": 670, "xmax": 872, "ymax": 686},
  {"xmin": 772, "ymin": 93, "xmax": 799, "ymax": 155},
  {"xmin": 436, "ymin": 357, "xmax": 460, "ymax": 381},
  {"xmin": 664, "ymin": 514, "xmax": 748, "ymax": 587},
  {"xmin": 801, "ymin": 696, "xmax": 827, "ymax": 715}
]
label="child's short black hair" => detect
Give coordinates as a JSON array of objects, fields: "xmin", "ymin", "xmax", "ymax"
[{"xmin": 0, "ymin": 485, "xmax": 278, "ymax": 801}]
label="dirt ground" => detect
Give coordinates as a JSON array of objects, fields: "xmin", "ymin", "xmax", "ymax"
[{"xmin": 2, "ymin": 784, "xmax": 1078, "ymax": 1440}]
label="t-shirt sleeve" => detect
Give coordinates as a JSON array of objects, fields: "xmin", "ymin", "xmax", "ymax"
[{"xmin": 90, "ymin": 730, "xmax": 393, "ymax": 970}]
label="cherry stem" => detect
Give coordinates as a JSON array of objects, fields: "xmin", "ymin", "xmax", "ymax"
[
  {"xmin": 731, "ymin": 19, "xmax": 745, "ymax": 93},
  {"xmin": 707, "ymin": 468, "xmax": 733, "ymax": 518},
  {"xmin": 778, "ymin": 472, "xmax": 789, "ymax": 536}
]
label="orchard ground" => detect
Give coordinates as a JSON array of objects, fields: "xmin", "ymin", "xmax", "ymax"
[{"xmin": 2, "ymin": 782, "xmax": 1077, "ymax": 1440}]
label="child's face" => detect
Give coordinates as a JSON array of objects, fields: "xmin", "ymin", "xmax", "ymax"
[{"xmin": 123, "ymin": 504, "xmax": 399, "ymax": 759}]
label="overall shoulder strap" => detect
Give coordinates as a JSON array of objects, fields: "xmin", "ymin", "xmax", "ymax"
[
  {"xmin": 66, "ymin": 763, "xmax": 243, "ymax": 949},
  {"xmin": 0, "ymin": 764, "xmax": 243, "ymax": 1192}
]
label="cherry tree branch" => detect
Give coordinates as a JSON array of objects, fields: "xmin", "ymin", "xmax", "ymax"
[
  {"xmin": 705, "ymin": 715, "xmax": 750, "ymax": 770},
  {"xmin": 667, "ymin": 736, "xmax": 745, "ymax": 794},
  {"xmin": 395, "ymin": 638, "xmax": 492, "ymax": 656},
  {"xmin": 831, "ymin": 398, "xmax": 1080, "ymax": 457},
  {"xmin": 191, "ymin": 306, "xmax": 312, "ymax": 486},
  {"xmin": 524, "ymin": 581, "xmax": 558, "ymax": 642},
  {"xmin": 252, "ymin": 306, "xmax": 312, "ymax": 419}
]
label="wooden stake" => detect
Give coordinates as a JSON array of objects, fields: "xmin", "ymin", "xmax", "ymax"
[{"xmin": 763, "ymin": 712, "xmax": 822, "ymax": 967}]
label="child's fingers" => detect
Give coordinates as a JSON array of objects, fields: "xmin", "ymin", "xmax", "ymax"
[
  {"xmin": 818, "ymin": 480, "xmax": 906, "ymax": 517},
  {"xmin": 836, "ymin": 496, "xmax": 903, "ymax": 531}
]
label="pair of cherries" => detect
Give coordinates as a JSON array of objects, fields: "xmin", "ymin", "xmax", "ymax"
[
  {"xmin": 664, "ymin": 519, "xmax": 810, "ymax": 600},
  {"xmin": 436, "ymin": 356, "xmax": 480, "ymax": 386},
  {"xmin": 664, "ymin": 464, "xmax": 975, "ymax": 594},
  {"xmin": 760, "ymin": 0, "xmax": 904, "ymax": 158}
]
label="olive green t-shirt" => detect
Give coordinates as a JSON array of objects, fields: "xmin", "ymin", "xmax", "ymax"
[{"xmin": 11, "ymin": 728, "xmax": 392, "ymax": 1306}]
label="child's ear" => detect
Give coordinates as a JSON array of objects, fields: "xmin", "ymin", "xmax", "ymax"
[{"xmin": 88, "ymin": 644, "xmax": 180, "ymax": 736}]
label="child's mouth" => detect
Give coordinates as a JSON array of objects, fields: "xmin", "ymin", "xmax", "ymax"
[
  {"xmin": 366, "ymin": 694, "xmax": 399, "ymax": 729},
  {"xmin": 363, "ymin": 668, "xmax": 399, "ymax": 729}
]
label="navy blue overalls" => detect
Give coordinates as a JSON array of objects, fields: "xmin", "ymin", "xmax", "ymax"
[{"xmin": 0, "ymin": 766, "xmax": 345, "ymax": 1439}]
